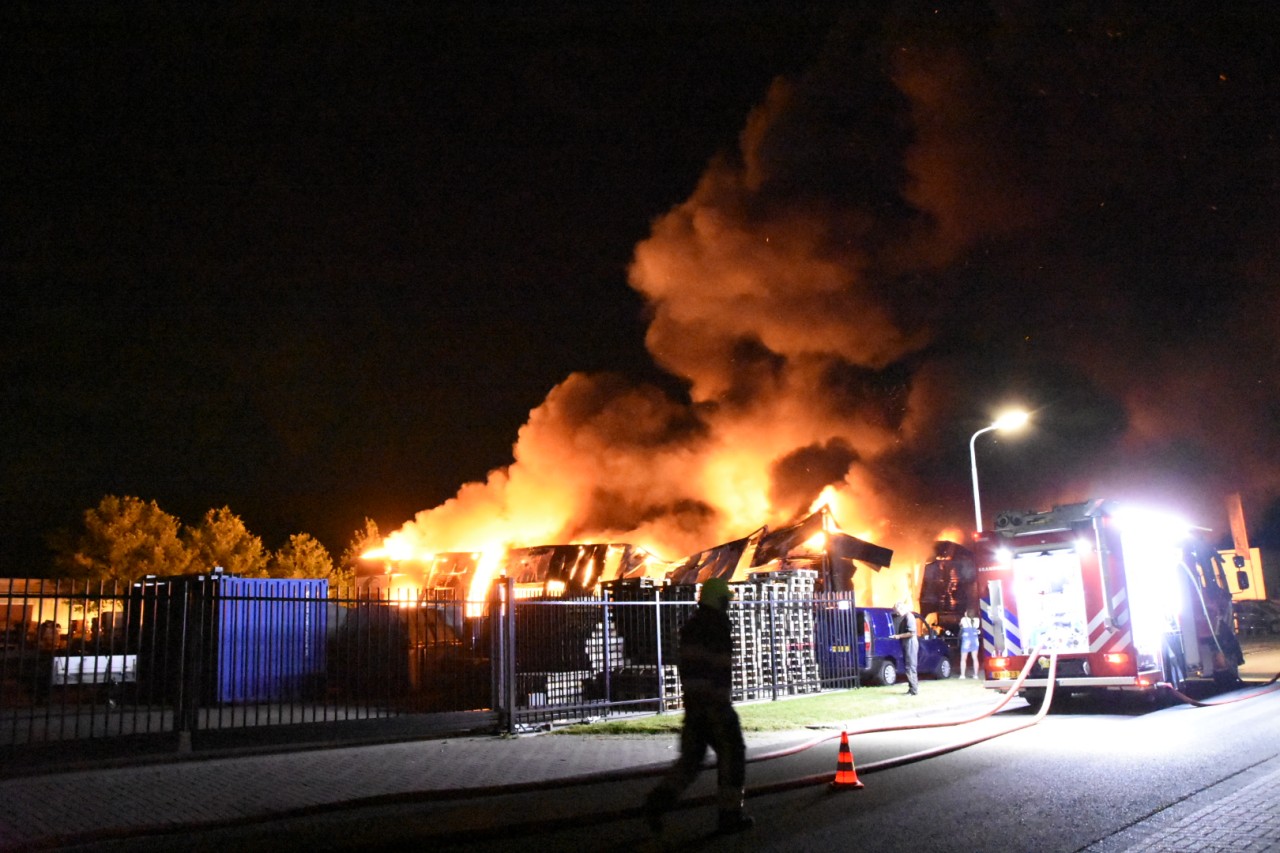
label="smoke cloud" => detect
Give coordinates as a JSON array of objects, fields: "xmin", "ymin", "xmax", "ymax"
[{"xmin": 384, "ymin": 6, "xmax": 1280, "ymax": 568}]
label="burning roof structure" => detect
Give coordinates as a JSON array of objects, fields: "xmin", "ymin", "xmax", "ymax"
[
  {"xmin": 361, "ymin": 506, "xmax": 889, "ymax": 600},
  {"xmin": 667, "ymin": 506, "xmax": 891, "ymax": 591}
]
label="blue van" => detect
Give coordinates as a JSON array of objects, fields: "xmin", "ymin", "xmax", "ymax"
[
  {"xmin": 859, "ymin": 607, "xmax": 953, "ymax": 685},
  {"xmin": 817, "ymin": 606, "xmax": 953, "ymax": 686}
]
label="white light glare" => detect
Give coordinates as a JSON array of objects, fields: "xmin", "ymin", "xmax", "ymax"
[
  {"xmin": 1113, "ymin": 506, "xmax": 1188, "ymax": 654},
  {"xmin": 993, "ymin": 409, "xmax": 1030, "ymax": 431}
]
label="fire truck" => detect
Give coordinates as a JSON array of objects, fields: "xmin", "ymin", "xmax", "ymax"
[{"xmin": 977, "ymin": 499, "xmax": 1246, "ymax": 703}]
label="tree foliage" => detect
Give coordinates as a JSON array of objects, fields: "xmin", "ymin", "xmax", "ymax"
[
  {"xmin": 54, "ymin": 495, "xmax": 355, "ymax": 585},
  {"xmin": 271, "ymin": 532, "xmax": 347, "ymax": 582},
  {"xmin": 185, "ymin": 506, "xmax": 268, "ymax": 577},
  {"xmin": 340, "ymin": 517, "xmax": 385, "ymax": 582},
  {"xmin": 55, "ymin": 495, "xmax": 189, "ymax": 581}
]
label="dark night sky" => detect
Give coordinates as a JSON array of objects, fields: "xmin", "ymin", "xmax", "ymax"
[
  {"xmin": 3, "ymin": 4, "xmax": 844, "ymax": 571},
  {"xmin": 6, "ymin": 3, "xmax": 1280, "ymax": 574}
]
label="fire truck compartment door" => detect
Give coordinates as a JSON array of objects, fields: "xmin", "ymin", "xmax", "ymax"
[{"xmin": 1178, "ymin": 569, "xmax": 1203, "ymax": 670}]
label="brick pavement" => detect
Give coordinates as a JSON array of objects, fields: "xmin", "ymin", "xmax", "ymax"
[
  {"xmin": 1090, "ymin": 757, "xmax": 1280, "ymax": 853},
  {"xmin": 3, "ymin": 702, "xmax": 1278, "ymax": 851},
  {"xmin": 0, "ymin": 730, "xmax": 808, "ymax": 851}
]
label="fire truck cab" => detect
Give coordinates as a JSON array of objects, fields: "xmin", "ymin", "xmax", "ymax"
[{"xmin": 977, "ymin": 499, "xmax": 1245, "ymax": 702}]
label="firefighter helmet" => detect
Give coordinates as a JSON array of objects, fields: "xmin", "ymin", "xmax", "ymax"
[{"xmin": 700, "ymin": 577, "xmax": 732, "ymax": 610}]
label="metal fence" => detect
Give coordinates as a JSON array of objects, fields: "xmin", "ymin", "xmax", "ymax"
[
  {"xmin": 0, "ymin": 570, "xmax": 862, "ymax": 753},
  {"xmin": 494, "ymin": 573, "xmax": 862, "ymax": 732},
  {"xmin": 0, "ymin": 576, "xmax": 493, "ymax": 754}
]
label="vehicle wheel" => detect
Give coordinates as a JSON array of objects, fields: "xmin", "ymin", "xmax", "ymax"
[
  {"xmin": 874, "ymin": 659, "xmax": 897, "ymax": 686},
  {"xmin": 1213, "ymin": 665, "xmax": 1240, "ymax": 689},
  {"xmin": 1022, "ymin": 688, "xmax": 1046, "ymax": 708},
  {"xmin": 934, "ymin": 657, "xmax": 952, "ymax": 679}
]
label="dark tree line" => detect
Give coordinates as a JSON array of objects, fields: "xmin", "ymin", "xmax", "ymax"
[{"xmin": 47, "ymin": 495, "xmax": 383, "ymax": 584}]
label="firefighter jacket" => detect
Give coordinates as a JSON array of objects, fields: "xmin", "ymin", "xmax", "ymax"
[{"xmin": 677, "ymin": 603, "xmax": 734, "ymax": 704}]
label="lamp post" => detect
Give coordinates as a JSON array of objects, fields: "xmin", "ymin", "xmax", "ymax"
[{"xmin": 969, "ymin": 410, "xmax": 1030, "ymax": 533}]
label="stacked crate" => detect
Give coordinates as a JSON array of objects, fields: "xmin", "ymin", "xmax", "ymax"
[
  {"xmin": 600, "ymin": 577, "xmax": 679, "ymax": 666},
  {"xmin": 748, "ymin": 569, "xmax": 821, "ymax": 694},
  {"xmin": 727, "ymin": 581, "xmax": 766, "ymax": 700},
  {"xmin": 584, "ymin": 614, "xmax": 627, "ymax": 671},
  {"xmin": 600, "ymin": 578, "xmax": 692, "ymax": 708},
  {"xmin": 517, "ymin": 670, "xmax": 595, "ymax": 707},
  {"xmin": 611, "ymin": 664, "xmax": 682, "ymax": 710}
]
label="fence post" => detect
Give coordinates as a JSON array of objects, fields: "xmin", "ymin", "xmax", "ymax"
[
  {"xmin": 503, "ymin": 577, "xmax": 517, "ymax": 734},
  {"xmin": 488, "ymin": 580, "xmax": 500, "ymax": 728},
  {"xmin": 653, "ymin": 587, "xmax": 666, "ymax": 714},
  {"xmin": 489, "ymin": 577, "xmax": 510, "ymax": 733},
  {"xmin": 174, "ymin": 582, "xmax": 197, "ymax": 752},
  {"xmin": 601, "ymin": 588, "xmax": 613, "ymax": 709},
  {"xmin": 850, "ymin": 590, "xmax": 861, "ymax": 689},
  {"xmin": 768, "ymin": 585, "xmax": 779, "ymax": 702}
]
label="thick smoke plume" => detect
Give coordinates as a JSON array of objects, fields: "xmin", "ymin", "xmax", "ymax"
[{"xmin": 383, "ymin": 6, "xmax": 1280, "ymax": 572}]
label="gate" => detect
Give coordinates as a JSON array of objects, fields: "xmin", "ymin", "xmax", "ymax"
[{"xmin": 491, "ymin": 573, "xmax": 861, "ymax": 732}]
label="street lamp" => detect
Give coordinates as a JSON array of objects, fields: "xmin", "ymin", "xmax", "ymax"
[{"xmin": 969, "ymin": 410, "xmax": 1030, "ymax": 533}]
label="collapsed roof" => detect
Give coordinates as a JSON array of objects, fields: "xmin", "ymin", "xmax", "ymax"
[
  {"xmin": 360, "ymin": 508, "xmax": 891, "ymax": 597},
  {"xmin": 666, "ymin": 506, "xmax": 891, "ymax": 592}
]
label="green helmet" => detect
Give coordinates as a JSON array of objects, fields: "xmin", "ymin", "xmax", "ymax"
[{"xmin": 700, "ymin": 577, "xmax": 732, "ymax": 610}]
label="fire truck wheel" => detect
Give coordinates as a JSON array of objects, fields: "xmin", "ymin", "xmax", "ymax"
[
  {"xmin": 873, "ymin": 659, "xmax": 897, "ymax": 686},
  {"xmin": 1213, "ymin": 666, "xmax": 1240, "ymax": 689},
  {"xmin": 1022, "ymin": 688, "xmax": 1045, "ymax": 708}
]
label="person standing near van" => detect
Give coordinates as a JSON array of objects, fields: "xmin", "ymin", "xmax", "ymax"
[
  {"xmin": 959, "ymin": 608, "xmax": 981, "ymax": 679},
  {"xmin": 891, "ymin": 600, "xmax": 919, "ymax": 695}
]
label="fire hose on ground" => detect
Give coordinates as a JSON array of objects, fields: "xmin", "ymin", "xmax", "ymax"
[{"xmin": 1160, "ymin": 669, "xmax": 1280, "ymax": 707}]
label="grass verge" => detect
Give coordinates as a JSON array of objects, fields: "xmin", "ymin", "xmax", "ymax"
[{"xmin": 555, "ymin": 678, "xmax": 996, "ymax": 735}]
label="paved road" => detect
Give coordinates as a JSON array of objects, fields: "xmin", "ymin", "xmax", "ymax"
[{"xmin": 4, "ymin": 644, "xmax": 1277, "ymax": 852}]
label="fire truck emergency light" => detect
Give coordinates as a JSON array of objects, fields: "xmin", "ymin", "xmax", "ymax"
[{"xmin": 1112, "ymin": 507, "xmax": 1190, "ymax": 654}]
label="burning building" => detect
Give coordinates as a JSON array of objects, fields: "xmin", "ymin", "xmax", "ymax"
[
  {"xmin": 666, "ymin": 506, "xmax": 891, "ymax": 593},
  {"xmin": 361, "ymin": 504, "xmax": 894, "ymax": 607}
]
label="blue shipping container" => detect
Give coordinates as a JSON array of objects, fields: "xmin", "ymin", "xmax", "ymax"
[{"xmin": 210, "ymin": 577, "xmax": 328, "ymax": 703}]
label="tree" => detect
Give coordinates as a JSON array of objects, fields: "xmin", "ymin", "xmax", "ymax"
[
  {"xmin": 340, "ymin": 517, "xmax": 385, "ymax": 584},
  {"xmin": 271, "ymin": 532, "xmax": 349, "ymax": 583},
  {"xmin": 185, "ymin": 506, "xmax": 268, "ymax": 577},
  {"xmin": 54, "ymin": 495, "xmax": 190, "ymax": 581}
]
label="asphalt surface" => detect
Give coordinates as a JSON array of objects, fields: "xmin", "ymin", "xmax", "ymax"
[{"xmin": 3, "ymin": 649, "xmax": 1278, "ymax": 853}]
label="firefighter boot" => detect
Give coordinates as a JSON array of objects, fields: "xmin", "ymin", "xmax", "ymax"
[{"xmin": 716, "ymin": 785, "xmax": 754, "ymax": 834}]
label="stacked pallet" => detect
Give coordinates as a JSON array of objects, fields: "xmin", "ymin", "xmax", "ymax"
[
  {"xmin": 747, "ymin": 570, "xmax": 821, "ymax": 695},
  {"xmin": 601, "ymin": 577, "xmax": 683, "ymax": 666},
  {"xmin": 584, "ymin": 615, "xmax": 627, "ymax": 671},
  {"xmin": 517, "ymin": 670, "xmax": 594, "ymax": 707},
  {"xmin": 726, "ymin": 582, "xmax": 766, "ymax": 699},
  {"xmin": 611, "ymin": 664, "xmax": 682, "ymax": 710}
]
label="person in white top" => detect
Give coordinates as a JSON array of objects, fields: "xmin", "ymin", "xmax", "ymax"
[{"xmin": 958, "ymin": 609, "xmax": 981, "ymax": 679}]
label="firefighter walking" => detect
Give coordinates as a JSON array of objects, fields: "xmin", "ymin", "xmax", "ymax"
[{"xmin": 643, "ymin": 577, "xmax": 754, "ymax": 836}]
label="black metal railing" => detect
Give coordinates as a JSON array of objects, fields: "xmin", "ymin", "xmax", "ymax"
[
  {"xmin": 1, "ymin": 570, "xmax": 863, "ymax": 752},
  {"xmin": 0, "ymin": 577, "xmax": 495, "ymax": 754},
  {"xmin": 494, "ymin": 573, "xmax": 862, "ymax": 732}
]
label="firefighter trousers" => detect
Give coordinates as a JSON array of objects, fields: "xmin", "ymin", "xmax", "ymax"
[{"xmin": 646, "ymin": 699, "xmax": 747, "ymax": 815}]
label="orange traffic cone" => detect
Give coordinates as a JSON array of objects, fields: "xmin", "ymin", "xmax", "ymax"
[{"xmin": 830, "ymin": 730, "xmax": 864, "ymax": 789}]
